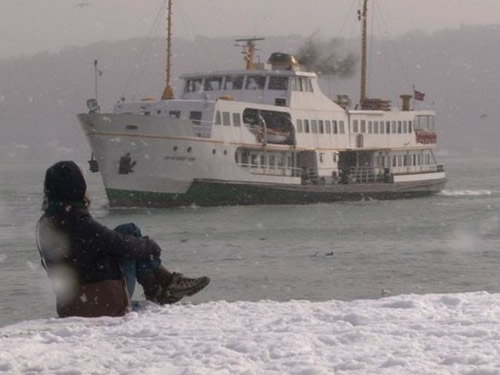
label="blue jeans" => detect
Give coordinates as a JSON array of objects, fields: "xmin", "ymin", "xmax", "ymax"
[{"xmin": 114, "ymin": 223, "xmax": 160, "ymax": 297}]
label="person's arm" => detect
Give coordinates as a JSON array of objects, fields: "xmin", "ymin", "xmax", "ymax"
[{"xmin": 77, "ymin": 217, "xmax": 161, "ymax": 260}]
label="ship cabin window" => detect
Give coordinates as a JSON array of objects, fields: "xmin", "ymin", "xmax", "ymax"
[
  {"xmin": 386, "ymin": 121, "xmax": 390, "ymax": 134},
  {"xmin": 380, "ymin": 121, "xmax": 385, "ymax": 134},
  {"xmin": 374, "ymin": 121, "xmax": 379, "ymax": 134},
  {"xmin": 190, "ymin": 111, "xmax": 202, "ymax": 125},
  {"xmin": 297, "ymin": 119, "xmax": 303, "ymax": 133},
  {"xmin": 403, "ymin": 121, "xmax": 408, "ymax": 133},
  {"xmin": 409, "ymin": 121, "xmax": 413, "ymax": 133},
  {"xmin": 292, "ymin": 77, "xmax": 314, "ymax": 92},
  {"xmin": 233, "ymin": 113, "xmax": 241, "ymax": 127},
  {"xmin": 222, "ymin": 112, "xmax": 231, "ymax": 126},
  {"xmin": 246, "ymin": 75, "xmax": 266, "ymax": 90},
  {"xmin": 260, "ymin": 155, "xmax": 265, "ymax": 167},
  {"xmin": 360, "ymin": 120, "xmax": 366, "ymax": 133},
  {"xmin": 318, "ymin": 120, "xmax": 324, "ymax": 134},
  {"xmin": 311, "ymin": 120, "xmax": 318, "ymax": 134},
  {"xmin": 304, "ymin": 119, "xmax": 310, "ymax": 133},
  {"xmin": 268, "ymin": 76, "xmax": 289, "ymax": 90},
  {"xmin": 215, "ymin": 111, "xmax": 222, "ymax": 125},
  {"xmin": 398, "ymin": 121, "xmax": 402, "ymax": 134},
  {"xmin": 169, "ymin": 110, "xmax": 181, "ymax": 119},
  {"xmin": 251, "ymin": 154, "xmax": 258, "ymax": 168},
  {"xmin": 243, "ymin": 108, "xmax": 260, "ymax": 126},
  {"xmin": 353, "ymin": 120, "xmax": 359, "ymax": 133},
  {"xmin": 368, "ymin": 121, "xmax": 373, "ymax": 134},
  {"xmin": 391, "ymin": 121, "xmax": 397, "ymax": 133},
  {"xmin": 185, "ymin": 79, "xmax": 203, "ymax": 93},
  {"xmin": 224, "ymin": 75, "xmax": 245, "ymax": 90},
  {"xmin": 269, "ymin": 155, "xmax": 276, "ymax": 169},
  {"xmin": 325, "ymin": 120, "xmax": 331, "ymax": 134},
  {"xmin": 333, "ymin": 120, "xmax": 338, "ymax": 134},
  {"xmin": 415, "ymin": 115, "xmax": 434, "ymax": 130},
  {"xmin": 339, "ymin": 121, "xmax": 345, "ymax": 134},
  {"xmin": 392, "ymin": 156, "xmax": 397, "ymax": 167},
  {"xmin": 319, "ymin": 153, "xmax": 324, "ymax": 163},
  {"xmin": 204, "ymin": 76, "xmax": 223, "ymax": 91}
]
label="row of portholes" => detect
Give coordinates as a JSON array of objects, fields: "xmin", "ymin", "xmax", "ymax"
[
  {"xmin": 212, "ymin": 149, "xmax": 228, "ymax": 155},
  {"xmin": 171, "ymin": 145, "xmax": 227, "ymax": 156},
  {"xmin": 172, "ymin": 146, "xmax": 192, "ymax": 153}
]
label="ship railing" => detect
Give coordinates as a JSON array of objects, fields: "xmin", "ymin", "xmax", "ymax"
[
  {"xmin": 237, "ymin": 162, "xmax": 302, "ymax": 177},
  {"xmin": 348, "ymin": 166, "xmax": 385, "ymax": 183}
]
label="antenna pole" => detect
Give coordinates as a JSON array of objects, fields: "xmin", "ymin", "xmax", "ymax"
[
  {"xmin": 360, "ymin": 0, "xmax": 368, "ymax": 105},
  {"xmin": 161, "ymin": 0, "xmax": 174, "ymax": 100},
  {"xmin": 235, "ymin": 37, "xmax": 265, "ymax": 70},
  {"xmin": 94, "ymin": 59, "xmax": 99, "ymax": 102}
]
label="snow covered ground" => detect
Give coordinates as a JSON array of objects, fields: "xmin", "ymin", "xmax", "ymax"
[{"xmin": 2, "ymin": 292, "xmax": 500, "ymax": 374}]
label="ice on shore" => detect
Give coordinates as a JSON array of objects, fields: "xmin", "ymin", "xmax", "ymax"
[{"xmin": 1, "ymin": 292, "xmax": 500, "ymax": 374}]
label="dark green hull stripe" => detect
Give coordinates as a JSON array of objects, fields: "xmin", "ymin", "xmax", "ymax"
[{"xmin": 106, "ymin": 179, "xmax": 446, "ymax": 208}]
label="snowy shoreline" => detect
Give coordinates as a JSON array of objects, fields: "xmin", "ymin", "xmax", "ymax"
[{"xmin": 1, "ymin": 292, "xmax": 500, "ymax": 374}]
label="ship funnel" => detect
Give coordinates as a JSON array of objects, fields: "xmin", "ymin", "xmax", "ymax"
[
  {"xmin": 268, "ymin": 52, "xmax": 300, "ymax": 70},
  {"xmin": 400, "ymin": 95, "xmax": 412, "ymax": 111}
]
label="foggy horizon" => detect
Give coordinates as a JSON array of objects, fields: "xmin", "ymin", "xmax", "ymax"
[{"xmin": 2, "ymin": 0, "xmax": 500, "ymax": 60}]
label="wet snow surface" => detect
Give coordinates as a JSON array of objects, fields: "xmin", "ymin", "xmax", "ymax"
[{"xmin": 2, "ymin": 292, "xmax": 500, "ymax": 374}]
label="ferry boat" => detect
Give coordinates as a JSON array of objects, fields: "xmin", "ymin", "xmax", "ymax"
[{"xmin": 77, "ymin": 0, "xmax": 446, "ymax": 207}]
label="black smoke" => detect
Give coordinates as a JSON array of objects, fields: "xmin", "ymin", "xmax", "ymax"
[{"xmin": 296, "ymin": 37, "xmax": 358, "ymax": 78}]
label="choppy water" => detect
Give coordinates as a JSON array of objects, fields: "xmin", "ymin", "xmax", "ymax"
[{"xmin": 0, "ymin": 154, "xmax": 499, "ymax": 327}]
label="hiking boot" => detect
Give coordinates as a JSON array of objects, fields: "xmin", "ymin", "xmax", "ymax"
[{"xmin": 157, "ymin": 272, "xmax": 210, "ymax": 305}]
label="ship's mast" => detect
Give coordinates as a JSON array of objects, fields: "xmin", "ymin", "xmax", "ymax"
[
  {"xmin": 161, "ymin": 0, "xmax": 174, "ymax": 100},
  {"xmin": 235, "ymin": 37, "xmax": 265, "ymax": 70},
  {"xmin": 360, "ymin": 0, "xmax": 368, "ymax": 105}
]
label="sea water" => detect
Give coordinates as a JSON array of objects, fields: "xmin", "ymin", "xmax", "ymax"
[{"xmin": 0, "ymin": 154, "xmax": 499, "ymax": 327}]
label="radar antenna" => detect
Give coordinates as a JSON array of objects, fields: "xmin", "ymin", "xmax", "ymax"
[{"xmin": 235, "ymin": 37, "xmax": 265, "ymax": 70}]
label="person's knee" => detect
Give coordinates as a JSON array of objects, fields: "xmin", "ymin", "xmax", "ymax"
[{"xmin": 114, "ymin": 223, "xmax": 142, "ymax": 237}]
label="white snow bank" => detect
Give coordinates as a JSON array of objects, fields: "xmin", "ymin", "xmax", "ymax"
[{"xmin": 1, "ymin": 292, "xmax": 500, "ymax": 374}]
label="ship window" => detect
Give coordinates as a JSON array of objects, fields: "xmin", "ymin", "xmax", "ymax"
[
  {"xmin": 224, "ymin": 75, "xmax": 244, "ymax": 90},
  {"xmin": 398, "ymin": 121, "xmax": 402, "ymax": 133},
  {"xmin": 187, "ymin": 146, "xmax": 192, "ymax": 153},
  {"xmin": 353, "ymin": 120, "xmax": 359, "ymax": 133},
  {"xmin": 392, "ymin": 155, "xmax": 397, "ymax": 167},
  {"xmin": 233, "ymin": 113, "xmax": 241, "ymax": 127},
  {"xmin": 204, "ymin": 76, "xmax": 223, "ymax": 91},
  {"xmin": 374, "ymin": 121, "xmax": 379, "ymax": 134},
  {"xmin": 305, "ymin": 78, "xmax": 314, "ymax": 92},
  {"xmin": 243, "ymin": 108, "xmax": 259, "ymax": 126},
  {"xmin": 212, "ymin": 149, "xmax": 216, "ymax": 155},
  {"xmin": 318, "ymin": 120, "xmax": 324, "ymax": 134},
  {"xmin": 319, "ymin": 153, "xmax": 324, "ymax": 163},
  {"xmin": 339, "ymin": 121, "xmax": 345, "ymax": 134},
  {"xmin": 222, "ymin": 112, "xmax": 231, "ymax": 126},
  {"xmin": 246, "ymin": 75, "xmax": 266, "ymax": 90},
  {"xmin": 260, "ymin": 155, "xmax": 265, "ymax": 167},
  {"xmin": 268, "ymin": 76, "xmax": 289, "ymax": 90},
  {"xmin": 386, "ymin": 121, "xmax": 391, "ymax": 134},
  {"xmin": 368, "ymin": 121, "xmax": 373, "ymax": 134},
  {"xmin": 392, "ymin": 121, "xmax": 397, "ymax": 133},
  {"xmin": 215, "ymin": 111, "xmax": 221, "ymax": 125},
  {"xmin": 360, "ymin": 120, "xmax": 366, "ymax": 133},
  {"xmin": 409, "ymin": 121, "xmax": 413, "ymax": 133},
  {"xmin": 169, "ymin": 110, "xmax": 181, "ymax": 119},
  {"xmin": 413, "ymin": 154, "xmax": 416, "ymax": 166},
  {"xmin": 325, "ymin": 120, "xmax": 331, "ymax": 134},
  {"xmin": 304, "ymin": 119, "xmax": 310, "ymax": 133},
  {"xmin": 333, "ymin": 120, "xmax": 338, "ymax": 134},
  {"xmin": 311, "ymin": 120, "xmax": 318, "ymax": 133},
  {"xmin": 190, "ymin": 111, "xmax": 202, "ymax": 125},
  {"xmin": 251, "ymin": 154, "xmax": 258, "ymax": 168},
  {"xmin": 380, "ymin": 121, "xmax": 385, "ymax": 134},
  {"xmin": 297, "ymin": 119, "xmax": 303, "ymax": 133},
  {"xmin": 403, "ymin": 121, "xmax": 408, "ymax": 133},
  {"xmin": 269, "ymin": 155, "xmax": 276, "ymax": 169},
  {"xmin": 185, "ymin": 79, "xmax": 202, "ymax": 93}
]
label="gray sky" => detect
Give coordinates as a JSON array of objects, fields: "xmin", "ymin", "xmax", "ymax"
[{"xmin": 1, "ymin": 0, "xmax": 500, "ymax": 60}]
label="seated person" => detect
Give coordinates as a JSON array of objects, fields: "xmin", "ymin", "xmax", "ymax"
[{"xmin": 36, "ymin": 161, "xmax": 210, "ymax": 318}]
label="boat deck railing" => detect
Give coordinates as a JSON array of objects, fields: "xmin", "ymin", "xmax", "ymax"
[{"xmin": 237, "ymin": 162, "xmax": 302, "ymax": 178}]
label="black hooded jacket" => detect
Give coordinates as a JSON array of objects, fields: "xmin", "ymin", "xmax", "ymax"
[
  {"xmin": 37, "ymin": 161, "xmax": 161, "ymax": 284},
  {"xmin": 37, "ymin": 206, "xmax": 161, "ymax": 284}
]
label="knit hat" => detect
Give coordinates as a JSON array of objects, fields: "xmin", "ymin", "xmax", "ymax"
[{"xmin": 44, "ymin": 161, "xmax": 87, "ymax": 202}]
